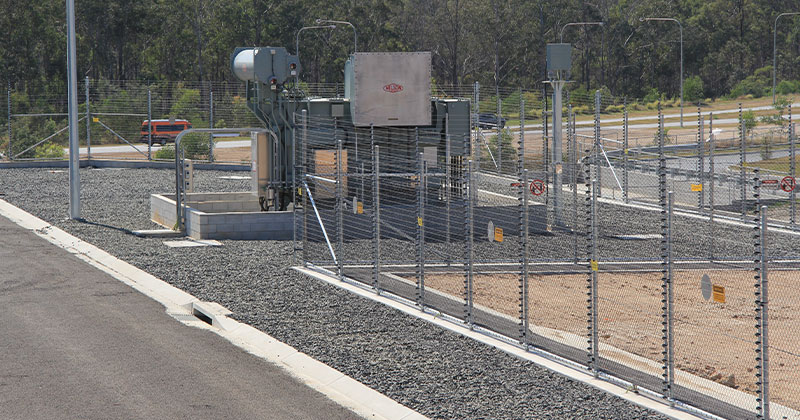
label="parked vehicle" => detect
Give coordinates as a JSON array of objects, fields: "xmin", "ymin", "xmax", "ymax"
[
  {"xmin": 140, "ymin": 119, "xmax": 192, "ymax": 145},
  {"xmin": 474, "ymin": 113, "xmax": 506, "ymax": 129}
]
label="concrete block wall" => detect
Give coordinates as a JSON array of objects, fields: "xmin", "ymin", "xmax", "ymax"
[{"xmin": 151, "ymin": 192, "xmax": 294, "ymax": 240}]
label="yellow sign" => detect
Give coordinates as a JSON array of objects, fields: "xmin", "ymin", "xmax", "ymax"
[
  {"xmin": 712, "ymin": 285, "xmax": 726, "ymax": 303},
  {"xmin": 494, "ymin": 227, "xmax": 504, "ymax": 242},
  {"xmin": 590, "ymin": 260, "xmax": 599, "ymax": 271},
  {"xmin": 623, "ymin": 148, "xmax": 629, "ymax": 155},
  {"xmin": 357, "ymin": 201, "xmax": 363, "ymax": 214},
  {"xmin": 92, "ymin": 117, "xmax": 99, "ymax": 123},
  {"xmin": 297, "ymin": 187, "xmax": 302, "ymax": 196},
  {"xmin": 417, "ymin": 217, "xmax": 423, "ymax": 227},
  {"xmin": 691, "ymin": 184, "xmax": 703, "ymax": 192}
]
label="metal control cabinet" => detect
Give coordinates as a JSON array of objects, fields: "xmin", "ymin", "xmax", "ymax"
[{"xmin": 345, "ymin": 52, "xmax": 432, "ymax": 127}]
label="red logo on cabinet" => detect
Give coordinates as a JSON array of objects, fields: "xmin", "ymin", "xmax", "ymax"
[{"xmin": 383, "ymin": 83, "xmax": 403, "ymax": 93}]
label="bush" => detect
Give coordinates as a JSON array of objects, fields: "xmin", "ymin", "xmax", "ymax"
[
  {"xmin": 728, "ymin": 65, "xmax": 772, "ymax": 98},
  {"xmin": 154, "ymin": 145, "xmax": 175, "ymax": 160},
  {"xmin": 604, "ymin": 104, "xmax": 624, "ymax": 114},
  {"xmin": 777, "ymin": 80, "xmax": 800, "ymax": 95},
  {"xmin": 643, "ymin": 87, "xmax": 662, "ymax": 103},
  {"xmin": 742, "ymin": 110, "xmax": 757, "ymax": 133},
  {"xmin": 572, "ymin": 105, "xmax": 590, "ymax": 115},
  {"xmin": 182, "ymin": 134, "xmax": 209, "ymax": 159},
  {"xmin": 684, "ymin": 76, "xmax": 704, "ymax": 103},
  {"xmin": 11, "ymin": 119, "xmax": 59, "ymax": 158},
  {"xmin": 154, "ymin": 134, "xmax": 208, "ymax": 161},
  {"xmin": 34, "ymin": 143, "xmax": 64, "ymax": 158}
]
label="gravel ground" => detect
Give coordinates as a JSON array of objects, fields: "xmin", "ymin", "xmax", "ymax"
[{"xmin": 0, "ymin": 167, "xmax": 677, "ymax": 420}]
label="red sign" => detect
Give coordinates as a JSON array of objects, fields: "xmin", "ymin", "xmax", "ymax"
[
  {"xmin": 762, "ymin": 179, "xmax": 779, "ymax": 189},
  {"xmin": 383, "ymin": 83, "xmax": 403, "ymax": 93},
  {"xmin": 781, "ymin": 176, "xmax": 796, "ymax": 192},
  {"xmin": 530, "ymin": 179, "xmax": 546, "ymax": 196}
]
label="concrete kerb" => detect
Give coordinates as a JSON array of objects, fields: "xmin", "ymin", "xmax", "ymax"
[
  {"xmin": 0, "ymin": 198, "xmax": 428, "ymax": 420},
  {"xmin": 0, "ymin": 158, "xmax": 249, "ymax": 171}
]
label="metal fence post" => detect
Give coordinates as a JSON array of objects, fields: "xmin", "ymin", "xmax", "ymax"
[
  {"xmin": 147, "ymin": 88, "xmax": 152, "ymax": 160},
  {"xmin": 372, "ymin": 132, "xmax": 380, "ymax": 292},
  {"xmin": 85, "ymin": 76, "xmax": 90, "ymax": 159},
  {"xmin": 740, "ymin": 104, "xmax": 747, "ymax": 221},
  {"xmin": 518, "ymin": 95, "xmax": 529, "ymax": 345},
  {"xmin": 623, "ymin": 99, "xmax": 629, "ymax": 203},
  {"xmin": 662, "ymin": 190, "xmax": 675, "ymax": 405},
  {"xmin": 301, "ymin": 110, "xmax": 308, "ymax": 266},
  {"xmin": 497, "ymin": 88, "xmax": 502, "ymax": 173},
  {"xmin": 594, "ymin": 91, "xmax": 602, "ymax": 198},
  {"xmin": 698, "ymin": 106, "xmax": 705, "ymax": 213},
  {"xmin": 709, "ymin": 114, "xmax": 716, "ymax": 261},
  {"xmin": 790, "ymin": 104, "xmax": 796, "ymax": 229},
  {"xmin": 753, "ymin": 168, "xmax": 770, "ymax": 420},
  {"xmin": 572, "ymin": 108, "xmax": 579, "ymax": 263},
  {"xmin": 208, "ymin": 88, "xmax": 214, "ymax": 162},
  {"xmin": 445, "ymin": 110, "xmax": 451, "ymax": 247},
  {"xmin": 473, "ymin": 81, "xmax": 480, "ymax": 168},
  {"xmin": 416, "ymin": 145, "xmax": 426, "ymax": 308},
  {"xmin": 465, "ymin": 159, "xmax": 475, "ymax": 326},
  {"xmin": 591, "ymin": 169, "xmax": 599, "ymax": 377},
  {"xmin": 7, "ymin": 83, "xmax": 12, "ymax": 159},
  {"xmin": 759, "ymin": 205, "xmax": 770, "ymax": 420},
  {"xmin": 336, "ymin": 134, "xmax": 343, "ymax": 279}
]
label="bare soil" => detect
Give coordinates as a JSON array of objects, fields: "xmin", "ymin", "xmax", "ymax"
[
  {"xmin": 417, "ymin": 268, "xmax": 800, "ymax": 411},
  {"xmin": 83, "ymin": 146, "xmax": 251, "ymax": 162}
]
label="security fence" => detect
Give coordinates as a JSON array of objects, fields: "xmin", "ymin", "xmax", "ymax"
[
  {"xmin": 295, "ymin": 94, "xmax": 800, "ymax": 420},
  {"xmin": 2, "ymin": 79, "xmax": 261, "ymax": 162}
]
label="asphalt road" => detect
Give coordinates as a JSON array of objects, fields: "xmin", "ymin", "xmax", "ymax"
[{"xmin": 0, "ymin": 215, "xmax": 359, "ymax": 420}]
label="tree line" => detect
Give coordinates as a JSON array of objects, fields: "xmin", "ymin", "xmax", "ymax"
[{"xmin": 2, "ymin": 0, "xmax": 800, "ymax": 101}]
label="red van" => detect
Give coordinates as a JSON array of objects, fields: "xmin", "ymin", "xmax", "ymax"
[{"xmin": 140, "ymin": 119, "xmax": 192, "ymax": 145}]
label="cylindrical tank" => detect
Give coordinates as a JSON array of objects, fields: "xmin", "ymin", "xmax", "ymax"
[{"xmin": 232, "ymin": 49, "xmax": 257, "ymax": 82}]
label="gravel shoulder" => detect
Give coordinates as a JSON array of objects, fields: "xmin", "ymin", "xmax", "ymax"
[{"xmin": 1, "ymin": 167, "xmax": 677, "ymax": 420}]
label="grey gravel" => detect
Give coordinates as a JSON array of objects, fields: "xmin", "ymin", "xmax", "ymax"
[{"xmin": 2, "ymin": 167, "xmax": 688, "ymax": 420}]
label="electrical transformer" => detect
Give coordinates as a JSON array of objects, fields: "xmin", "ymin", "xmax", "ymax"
[{"xmin": 231, "ymin": 46, "xmax": 471, "ymax": 211}]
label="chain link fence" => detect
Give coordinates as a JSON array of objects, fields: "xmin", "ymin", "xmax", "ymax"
[{"xmin": 296, "ymin": 91, "xmax": 800, "ymax": 420}]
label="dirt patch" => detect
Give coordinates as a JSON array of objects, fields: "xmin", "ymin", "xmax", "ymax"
[
  {"xmin": 417, "ymin": 268, "xmax": 800, "ymax": 411},
  {"xmin": 84, "ymin": 146, "xmax": 251, "ymax": 162}
]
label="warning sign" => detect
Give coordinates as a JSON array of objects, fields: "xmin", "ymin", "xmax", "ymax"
[
  {"xmin": 357, "ymin": 202, "xmax": 363, "ymax": 214},
  {"xmin": 762, "ymin": 179, "xmax": 780, "ymax": 189},
  {"xmin": 781, "ymin": 176, "xmax": 796, "ymax": 192},
  {"xmin": 530, "ymin": 179, "xmax": 546, "ymax": 196},
  {"xmin": 417, "ymin": 217, "xmax": 423, "ymax": 227},
  {"xmin": 494, "ymin": 227, "xmax": 504, "ymax": 242},
  {"xmin": 590, "ymin": 260, "xmax": 599, "ymax": 272},
  {"xmin": 691, "ymin": 184, "xmax": 703, "ymax": 192},
  {"xmin": 92, "ymin": 117, "xmax": 99, "ymax": 123},
  {"xmin": 712, "ymin": 285, "xmax": 726, "ymax": 303}
]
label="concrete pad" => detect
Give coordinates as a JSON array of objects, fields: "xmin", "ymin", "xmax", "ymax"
[
  {"xmin": 163, "ymin": 239, "xmax": 222, "ymax": 248},
  {"xmin": 132, "ymin": 229, "xmax": 183, "ymax": 238}
]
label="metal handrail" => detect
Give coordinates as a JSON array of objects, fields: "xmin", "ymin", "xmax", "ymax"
[{"xmin": 174, "ymin": 127, "xmax": 265, "ymax": 232}]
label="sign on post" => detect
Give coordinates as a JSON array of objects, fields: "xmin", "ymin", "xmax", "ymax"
[
  {"xmin": 781, "ymin": 176, "xmax": 796, "ymax": 192},
  {"xmin": 530, "ymin": 179, "xmax": 546, "ymax": 196}
]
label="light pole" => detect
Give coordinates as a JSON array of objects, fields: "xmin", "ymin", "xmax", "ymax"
[
  {"xmin": 66, "ymin": 0, "xmax": 80, "ymax": 219},
  {"xmin": 315, "ymin": 19, "xmax": 358, "ymax": 55},
  {"xmin": 641, "ymin": 17, "xmax": 683, "ymax": 127},
  {"xmin": 773, "ymin": 12, "xmax": 800, "ymax": 104},
  {"xmin": 295, "ymin": 25, "xmax": 337, "ymax": 85},
  {"xmin": 560, "ymin": 22, "xmax": 604, "ymax": 43}
]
